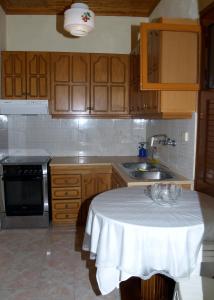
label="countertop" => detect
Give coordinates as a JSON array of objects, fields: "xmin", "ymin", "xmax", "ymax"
[{"xmin": 49, "ymin": 156, "xmax": 193, "ymax": 187}]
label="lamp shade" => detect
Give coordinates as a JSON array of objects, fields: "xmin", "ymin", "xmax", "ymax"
[{"xmin": 64, "ymin": 3, "xmax": 95, "ymax": 37}]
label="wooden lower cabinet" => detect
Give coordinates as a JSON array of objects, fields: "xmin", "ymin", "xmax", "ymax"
[
  {"xmin": 52, "ymin": 200, "xmax": 81, "ymax": 224},
  {"xmin": 81, "ymin": 172, "xmax": 112, "ymax": 224},
  {"xmin": 111, "ymin": 168, "xmax": 127, "ymax": 189},
  {"xmin": 51, "ymin": 172, "xmax": 81, "ymax": 224},
  {"xmin": 50, "ymin": 165, "xmax": 112, "ymax": 225}
]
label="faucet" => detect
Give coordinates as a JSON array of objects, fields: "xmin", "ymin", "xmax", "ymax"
[{"xmin": 149, "ymin": 134, "xmax": 176, "ymax": 147}]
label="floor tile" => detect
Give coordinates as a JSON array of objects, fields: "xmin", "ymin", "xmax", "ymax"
[{"xmin": 0, "ymin": 226, "xmax": 120, "ymax": 300}]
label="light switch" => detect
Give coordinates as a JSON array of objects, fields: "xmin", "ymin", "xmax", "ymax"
[{"xmin": 181, "ymin": 131, "xmax": 189, "ymax": 143}]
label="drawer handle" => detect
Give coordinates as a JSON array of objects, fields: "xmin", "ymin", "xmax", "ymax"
[
  {"xmin": 65, "ymin": 204, "xmax": 68, "ymax": 209},
  {"xmin": 66, "ymin": 214, "xmax": 69, "ymax": 218},
  {"xmin": 65, "ymin": 192, "xmax": 68, "ymax": 196}
]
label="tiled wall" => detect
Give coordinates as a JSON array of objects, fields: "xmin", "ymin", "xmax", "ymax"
[
  {"xmin": 7, "ymin": 116, "xmax": 147, "ymax": 157},
  {"xmin": 0, "ymin": 115, "xmax": 8, "ymax": 154},
  {"xmin": 146, "ymin": 114, "xmax": 197, "ymax": 179}
]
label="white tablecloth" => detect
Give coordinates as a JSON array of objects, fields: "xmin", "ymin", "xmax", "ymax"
[{"xmin": 83, "ymin": 187, "xmax": 204, "ymax": 295}]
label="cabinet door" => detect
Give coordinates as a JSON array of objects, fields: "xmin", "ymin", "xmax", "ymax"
[
  {"xmin": 140, "ymin": 22, "xmax": 200, "ymax": 91},
  {"xmin": 81, "ymin": 173, "xmax": 97, "ymax": 224},
  {"xmin": 1, "ymin": 51, "xmax": 26, "ymax": 99},
  {"xmin": 51, "ymin": 53, "xmax": 90, "ymax": 115},
  {"xmin": 81, "ymin": 172, "xmax": 111, "ymax": 224},
  {"xmin": 26, "ymin": 52, "xmax": 50, "ymax": 99},
  {"xmin": 91, "ymin": 54, "xmax": 129, "ymax": 115},
  {"xmin": 111, "ymin": 170, "xmax": 127, "ymax": 189},
  {"xmin": 96, "ymin": 173, "xmax": 111, "ymax": 194}
]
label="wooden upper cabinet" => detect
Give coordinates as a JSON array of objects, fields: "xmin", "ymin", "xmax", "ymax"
[
  {"xmin": 2, "ymin": 51, "xmax": 26, "ymax": 99},
  {"xmin": 50, "ymin": 52, "xmax": 90, "ymax": 115},
  {"xmin": 26, "ymin": 52, "xmax": 50, "ymax": 99},
  {"xmin": 91, "ymin": 54, "xmax": 129, "ymax": 115},
  {"xmin": 2, "ymin": 51, "xmax": 50, "ymax": 100},
  {"xmin": 140, "ymin": 20, "xmax": 201, "ymax": 91}
]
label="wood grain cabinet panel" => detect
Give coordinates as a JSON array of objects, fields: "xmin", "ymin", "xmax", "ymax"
[
  {"xmin": 50, "ymin": 165, "xmax": 112, "ymax": 225},
  {"xmin": 51, "ymin": 175, "xmax": 81, "ymax": 187},
  {"xmin": 50, "ymin": 52, "xmax": 90, "ymax": 116},
  {"xmin": 130, "ymin": 21, "xmax": 198, "ymax": 119},
  {"xmin": 52, "ymin": 200, "xmax": 81, "ymax": 211},
  {"xmin": 111, "ymin": 168, "xmax": 127, "ymax": 189},
  {"xmin": 81, "ymin": 172, "xmax": 112, "ymax": 224},
  {"xmin": 26, "ymin": 52, "xmax": 50, "ymax": 99},
  {"xmin": 2, "ymin": 51, "xmax": 50, "ymax": 100},
  {"xmin": 140, "ymin": 20, "xmax": 201, "ymax": 91},
  {"xmin": 91, "ymin": 54, "xmax": 129, "ymax": 115},
  {"xmin": 2, "ymin": 51, "xmax": 26, "ymax": 99},
  {"xmin": 52, "ymin": 187, "xmax": 81, "ymax": 199}
]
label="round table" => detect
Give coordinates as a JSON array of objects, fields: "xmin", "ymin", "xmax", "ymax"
[{"xmin": 83, "ymin": 186, "xmax": 204, "ymax": 296}]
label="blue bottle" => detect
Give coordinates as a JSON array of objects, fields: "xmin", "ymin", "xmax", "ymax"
[{"xmin": 138, "ymin": 142, "xmax": 147, "ymax": 158}]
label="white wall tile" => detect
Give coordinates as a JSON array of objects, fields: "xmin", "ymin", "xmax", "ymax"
[
  {"xmin": 7, "ymin": 116, "xmax": 147, "ymax": 157},
  {"xmin": 146, "ymin": 114, "xmax": 197, "ymax": 179}
]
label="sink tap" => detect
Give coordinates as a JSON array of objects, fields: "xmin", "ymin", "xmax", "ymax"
[{"xmin": 149, "ymin": 134, "xmax": 176, "ymax": 147}]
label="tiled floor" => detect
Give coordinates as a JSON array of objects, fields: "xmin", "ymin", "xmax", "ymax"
[{"xmin": 0, "ymin": 226, "xmax": 119, "ymax": 300}]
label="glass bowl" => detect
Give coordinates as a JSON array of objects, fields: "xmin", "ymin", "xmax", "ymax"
[{"xmin": 147, "ymin": 183, "xmax": 182, "ymax": 206}]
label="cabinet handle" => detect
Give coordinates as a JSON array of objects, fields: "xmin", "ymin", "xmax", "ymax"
[
  {"xmin": 65, "ymin": 192, "xmax": 68, "ymax": 196},
  {"xmin": 66, "ymin": 214, "xmax": 69, "ymax": 218},
  {"xmin": 65, "ymin": 204, "xmax": 68, "ymax": 209},
  {"xmin": 87, "ymin": 106, "xmax": 91, "ymax": 110}
]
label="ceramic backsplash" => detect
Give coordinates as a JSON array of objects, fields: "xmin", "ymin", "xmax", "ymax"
[
  {"xmin": 6, "ymin": 116, "xmax": 147, "ymax": 157},
  {"xmin": 0, "ymin": 114, "xmax": 197, "ymax": 179},
  {"xmin": 146, "ymin": 113, "xmax": 197, "ymax": 179}
]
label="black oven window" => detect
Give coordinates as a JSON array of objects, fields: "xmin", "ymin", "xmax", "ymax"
[{"xmin": 4, "ymin": 178, "xmax": 43, "ymax": 216}]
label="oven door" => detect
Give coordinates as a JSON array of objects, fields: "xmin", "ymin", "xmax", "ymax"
[{"xmin": 3, "ymin": 175, "xmax": 43, "ymax": 216}]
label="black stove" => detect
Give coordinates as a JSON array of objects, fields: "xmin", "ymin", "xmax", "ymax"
[{"xmin": 0, "ymin": 155, "xmax": 50, "ymax": 228}]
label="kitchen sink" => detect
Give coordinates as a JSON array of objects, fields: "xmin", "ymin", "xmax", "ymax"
[
  {"xmin": 129, "ymin": 170, "xmax": 174, "ymax": 180},
  {"xmin": 121, "ymin": 162, "xmax": 157, "ymax": 171}
]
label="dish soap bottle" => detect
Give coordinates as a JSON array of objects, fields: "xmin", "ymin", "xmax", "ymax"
[{"xmin": 138, "ymin": 142, "xmax": 147, "ymax": 158}]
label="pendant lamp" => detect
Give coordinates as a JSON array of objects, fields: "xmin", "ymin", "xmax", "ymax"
[{"xmin": 64, "ymin": 3, "xmax": 95, "ymax": 37}]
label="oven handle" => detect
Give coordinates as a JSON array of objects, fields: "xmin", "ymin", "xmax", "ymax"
[{"xmin": 2, "ymin": 176, "xmax": 43, "ymax": 181}]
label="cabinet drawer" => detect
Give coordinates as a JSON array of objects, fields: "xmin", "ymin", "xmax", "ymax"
[
  {"xmin": 51, "ymin": 175, "xmax": 81, "ymax": 187},
  {"xmin": 52, "ymin": 200, "xmax": 80, "ymax": 211},
  {"xmin": 52, "ymin": 187, "xmax": 81, "ymax": 199},
  {"xmin": 52, "ymin": 211, "xmax": 78, "ymax": 224}
]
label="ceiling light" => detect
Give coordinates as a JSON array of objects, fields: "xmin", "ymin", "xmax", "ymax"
[{"xmin": 64, "ymin": 3, "xmax": 95, "ymax": 37}]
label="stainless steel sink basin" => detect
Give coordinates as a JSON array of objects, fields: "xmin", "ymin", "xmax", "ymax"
[
  {"xmin": 121, "ymin": 162, "xmax": 156, "ymax": 171},
  {"xmin": 129, "ymin": 170, "xmax": 173, "ymax": 180}
]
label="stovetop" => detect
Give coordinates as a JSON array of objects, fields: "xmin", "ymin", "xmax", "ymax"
[{"xmin": 0, "ymin": 156, "xmax": 50, "ymax": 165}]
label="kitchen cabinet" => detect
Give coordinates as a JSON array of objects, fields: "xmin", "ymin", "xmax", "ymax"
[
  {"xmin": 50, "ymin": 53, "xmax": 129, "ymax": 117},
  {"xmin": 111, "ymin": 167, "xmax": 127, "ymax": 189},
  {"xmin": 140, "ymin": 19, "xmax": 201, "ymax": 91},
  {"xmin": 1, "ymin": 51, "xmax": 50, "ymax": 99},
  {"xmin": 90, "ymin": 54, "xmax": 129, "ymax": 116},
  {"xmin": 50, "ymin": 52, "xmax": 90, "ymax": 116},
  {"xmin": 81, "ymin": 171, "xmax": 112, "ymax": 224},
  {"xmin": 50, "ymin": 165, "xmax": 111, "ymax": 225},
  {"xmin": 130, "ymin": 44, "xmax": 159, "ymax": 116},
  {"xmin": 130, "ymin": 23, "xmax": 198, "ymax": 119},
  {"xmin": 51, "ymin": 172, "xmax": 81, "ymax": 224}
]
